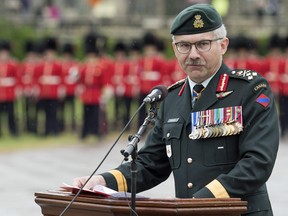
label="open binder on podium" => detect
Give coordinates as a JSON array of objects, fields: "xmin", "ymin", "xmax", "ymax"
[{"xmin": 60, "ymin": 183, "xmax": 147, "ymax": 199}]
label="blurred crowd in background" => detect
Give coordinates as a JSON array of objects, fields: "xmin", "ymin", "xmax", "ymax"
[
  {"xmin": 0, "ymin": 31, "xmax": 181, "ymax": 139},
  {"xmin": 1, "ymin": 31, "xmax": 288, "ymax": 140}
]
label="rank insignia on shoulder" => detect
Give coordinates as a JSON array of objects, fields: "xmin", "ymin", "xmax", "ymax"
[
  {"xmin": 256, "ymin": 93, "xmax": 270, "ymax": 108},
  {"xmin": 230, "ymin": 69, "xmax": 258, "ymax": 80},
  {"xmin": 167, "ymin": 79, "xmax": 185, "ymax": 92}
]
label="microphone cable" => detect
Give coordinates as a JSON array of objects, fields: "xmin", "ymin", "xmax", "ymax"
[{"xmin": 59, "ymin": 102, "xmax": 146, "ymax": 216}]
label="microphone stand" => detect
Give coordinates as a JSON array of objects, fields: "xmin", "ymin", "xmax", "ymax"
[{"xmin": 121, "ymin": 102, "xmax": 157, "ymax": 216}]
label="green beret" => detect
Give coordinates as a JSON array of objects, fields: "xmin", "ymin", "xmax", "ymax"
[{"xmin": 170, "ymin": 4, "xmax": 223, "ymax": 35}]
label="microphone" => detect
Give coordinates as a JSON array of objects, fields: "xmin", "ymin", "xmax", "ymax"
[{"xmin": 143, "ymin": 85, "xmax": 168, "ymax": 103}]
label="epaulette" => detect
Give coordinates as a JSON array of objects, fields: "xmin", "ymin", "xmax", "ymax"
[
  {"xmin": 229, "ymin": 69, "xmax": 258, "ymax": 81},
  {"xmin": 167, "ymin": 79, "xmax": 186, "ymax": 92}
]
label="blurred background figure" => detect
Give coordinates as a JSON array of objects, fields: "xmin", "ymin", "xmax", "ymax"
[
  {"xmin": 40, "ymin": 0, "xmax": 61, "ymax": 28},
  {"xmin": 36, "ymin": 37, "xmax": 62, "ymax": 136},
  {"xmin": 58, "ymin": 42, "xmax": 79, "ymax": 132},
  {"xmin": 279, "ymin": 36, "xmax": 288, "ymax": 138},
  {"xmin": 137, "ymin": 32, "xmax": 167, "ymax": 129},
  {"xmin": 0, "ymin": 40, "xmax": 19, "ymax": 136},
  {"xmin": 78, "ymin": 32, "xmax": 109, "ymax": 139},
  {"xmin": 19, "ymin": 40, "xmax": 42, "ymax": 134},
  {"xmin": 124, "ymin": 39, "xmax": 143, "ymax": 130},
  {"xmin": 110, "ymin": 40, "xmax": 129, "ymax": 130},
  {"xmin": 261, "ymin": 34, "xmax": 285, "ymax": 97}
]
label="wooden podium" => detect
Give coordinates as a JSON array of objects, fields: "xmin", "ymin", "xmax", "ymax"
[{"xmin": 35, "ymin": 191, "xmax": 247, "ymax": 216}]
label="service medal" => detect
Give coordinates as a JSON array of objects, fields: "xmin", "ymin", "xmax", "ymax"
[
  {"xmin": 222, "ymin": 125, "xmax": 227, "ymax": 136},
  {"xmin": 203, "ymin": 127, "xmax": 209, "ymax": 138}
]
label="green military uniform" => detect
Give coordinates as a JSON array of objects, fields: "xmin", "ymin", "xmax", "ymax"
[
  {"xmin": 101, "ymin": 63, "xmax": 279, "ymax": 215},
  {"xmin": 100, "ymin": 4, "xmax": 279, "ymax": 216}
]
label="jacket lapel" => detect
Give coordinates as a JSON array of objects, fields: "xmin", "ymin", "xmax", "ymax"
[{"xmin": 177, "ymin": 79, "xmax": 193, "ymax": 125}]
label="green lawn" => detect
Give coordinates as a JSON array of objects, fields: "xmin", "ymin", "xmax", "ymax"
[{"xmin": 0, "ymin": 97, "xmax": 142, "ymax": 152}]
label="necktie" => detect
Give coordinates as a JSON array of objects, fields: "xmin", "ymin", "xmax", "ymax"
[{"xmin": 192, "ymin": 84, "xmax": 204, "ymax": 108}]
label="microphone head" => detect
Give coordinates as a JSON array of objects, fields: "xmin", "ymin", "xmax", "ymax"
[
  {"xmin": 152, "ymin": 85, "xmax": 168, "ymax": 102},
  {"xmin": 143, "ymin": 85, "xmax": 168, "ymax": 103}
]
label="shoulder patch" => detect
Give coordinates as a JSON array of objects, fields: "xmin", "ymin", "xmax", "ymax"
[
  {"xmin": 253, "ymin": 83, "xmax": 267, "ymax": 92},
  {"xmin": 256, "ymin": 93, "xmax": 270, "ymax": 108},
  {"xmin": 168, "ymin": 79, "xmax": 185, "ymax": 92},
  {"xmin": 230, "ymin": 69, "xmax": 258, "ymax": 81}
]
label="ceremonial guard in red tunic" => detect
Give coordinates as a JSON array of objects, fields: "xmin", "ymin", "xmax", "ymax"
[
  {"xmin": 233, "ymin": 36, "xmax": 263, "ymax": 75},
  {"xmin": 0, "ymin": 40, "xmax": 20, "ymax": 136},
  {"xmin": 110, "ymin": 41, "xmax": 130, "ymax": 130},
  {"xmin": 261, "ymin": 34, "xmax": 285, "ymax": 97},
  {"xmin": 58, "ymin": 42, "xmax": 80, "ymax": 132},
  {"xmin": 279, "ymin": 36, "xmax": 288, "ymax": 137},
  {"xmin": 79, "ymin": 34, "xmax": 109, "ymax": 139},
  {"xmin": 123, "ymin": 40, "xmax": 143, "ymax": 130},
  {"xmin": 19, "ymin": 41, "xmax": 42, "ymax": 133},
  {"xmin": 36, "ymin": 37, "xmax": 63, "ymax": 136},
  {"xmin": 138, "ymin": 33, "xmax": 167, "ymax": 128},
  {"xmin": 167, "ymin": 58, "xmax": 187, "ymax": 86}
]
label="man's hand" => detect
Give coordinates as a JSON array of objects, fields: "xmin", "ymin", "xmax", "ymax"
[{"xmin": 72, "ymin": 175, "xmax": 107, "ymax": 190}]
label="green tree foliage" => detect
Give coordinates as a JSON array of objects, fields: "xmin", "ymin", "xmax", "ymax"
[{"xmin": 0, "ymin": 18, "xmax": 42, "ymax": 60}]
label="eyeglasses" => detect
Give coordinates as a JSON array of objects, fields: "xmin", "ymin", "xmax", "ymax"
[{"xmin": 174, "ymin": 38, "xmax": 223, "ymax": 54}]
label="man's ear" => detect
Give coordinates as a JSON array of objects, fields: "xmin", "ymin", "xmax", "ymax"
[
  {"xmin": 171, "ymin": 42, "xmax": 178, "ymax": 57},
  {"xmin": 221, "ymin": 37, "xmax": 229, "ymax": 55}
]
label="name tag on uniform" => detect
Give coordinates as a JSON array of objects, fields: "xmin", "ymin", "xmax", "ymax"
[{"xmin": 167, "ymin": 118, "xmax": 179, "ymax": 123}]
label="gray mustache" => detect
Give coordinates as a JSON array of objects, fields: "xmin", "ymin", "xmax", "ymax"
[{"xmin": 185, "ymin": 60, "xmax": 204, "ymax": 65}]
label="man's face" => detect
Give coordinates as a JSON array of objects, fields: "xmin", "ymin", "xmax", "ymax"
[{"xmin": 172, "ymin": 32, "xmax": 229, "ymax": 83}]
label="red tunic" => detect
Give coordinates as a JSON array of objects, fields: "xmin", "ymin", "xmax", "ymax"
[
  {"xmin": 0, "ymin": 60, "xmax": 20, "ymax": 102},
  {"xmin": 60, "ymin": 59, "xmax": 80, "ymax": 97},
  {"xmin": 139, "ymin": 56, "xmax": 166, "ymax": 94},
  {"xmin": 36, "ymin": 60, "xmax": 63, "ymax": 99},
  {"xmin": 79, "ymin": 60, "xmax": 108, "ymax": 105},
  {"xmin": 261, "ymin": 56, "xmax": 283, "ymax": 95}
]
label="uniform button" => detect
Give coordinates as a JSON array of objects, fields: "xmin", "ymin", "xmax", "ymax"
[
  {"xmin": 187, "ymin": 182, "xmax": 193, "ymax": 188},
  {"xmin": 187, "ymin": 158, "xmax": 193, "ymax": 164},
  {"xmin": 167, "ymin": 133, "xmax": 170, "ymax": 138}
]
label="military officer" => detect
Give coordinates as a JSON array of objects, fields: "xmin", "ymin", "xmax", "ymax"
[{"xmin": 73, "ymin": 4, "xmax": 279, "ymax": 216}]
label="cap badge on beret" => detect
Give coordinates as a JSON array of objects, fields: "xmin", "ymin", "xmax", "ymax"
[{"xmin": 193, "ymin": 15, "xmax": 204, "ymax": 28}]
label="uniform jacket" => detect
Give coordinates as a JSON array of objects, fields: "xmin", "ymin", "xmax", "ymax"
[
  {"xmin": 102, "ymin": 63, "xmax": 279, "ymax": 215},
  {"xmin": 261, "ymin": 56, "xmax": 283, "ymax": 95},
  {"xmin": 79, "ymin": 61, "xmax": 108, "ymax": 105},
  {"xmin": 280, "ymin": 58, "xmax": 288, "ymax": 96},
  {"xmin": 139, "ymin": 56, "xmax": 166, "ymax": 94},
  {"xmin": 37, "ymin": 60, "xmax": 63, "ymax": 99},
  {"xmin": 0, "ymin": 60, "xmax": 19, "ymax": 102},
  {"xmin": 19, "ymin": 59, "xmax": 40, "ymax": 97},
  {"xmin": 110, "ymin": 60, "xmax": 129, "ymax": 97},
  {"xmin": 60, "ymin": 59, "xmax": 80, "ymax": 97}
]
